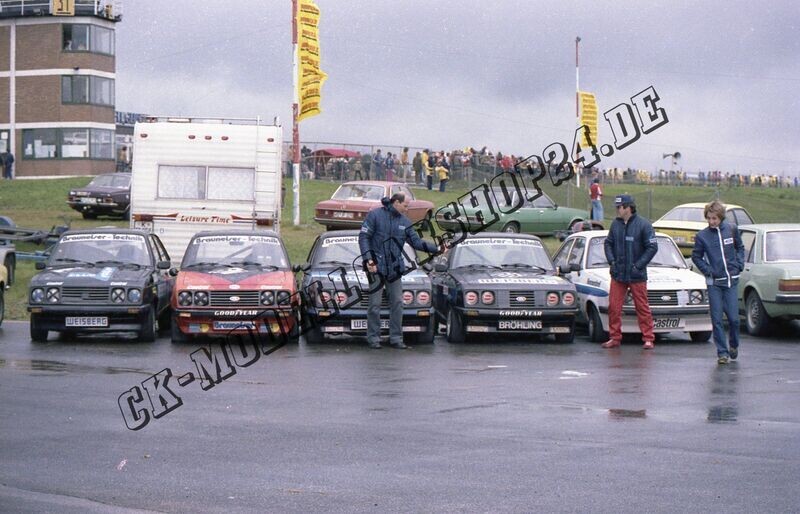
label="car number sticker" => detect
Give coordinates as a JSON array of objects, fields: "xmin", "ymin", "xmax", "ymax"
[
  {"xmin": 498, "ymin": 320, "xmax": 543, "ymax": 330},
  {"xmin": 65, "ymin": 316, "xmax": 108, "ymax": 327}
]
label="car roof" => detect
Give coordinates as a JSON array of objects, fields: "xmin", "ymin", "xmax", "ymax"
[
  {"xmin": 666, "ymin": 202, "xmax": 746, "ymax": 209},
  {"xmin": 461, "ymin": 231, "xmax": 544, "ymax": 242},
  {"xmin": 61, "ymin": 227, "xmax": 150, "ymax": 237},
  {"xmin": 192, "ymin": 230, "xmax": 280, "ymax": 238},
  {"xmin": 738, "ymin": 223, "xmax": 800, "ymax": 232}
]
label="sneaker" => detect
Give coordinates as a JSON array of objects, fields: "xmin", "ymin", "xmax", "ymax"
[
  {"xmin": 368, "ymin": 341, "xmax": 382, "ymax": 349},
  {"xmin": 717, "ymin": 356, "xmax": 729, "ymax": 364},
  {"xmin": 601, "ymin": 340, "xmax": 621, "ymax": 348},
  {"xmin": 729, "ymin": 347, "xmax": 738, "ymax": 360},
  {"xmin": 390, "ymin": 341, "xmax": 408, "ymax": 349},
  {"xmin": 642, "ymin": 341, "xmax": 655, "ymax": 350}
]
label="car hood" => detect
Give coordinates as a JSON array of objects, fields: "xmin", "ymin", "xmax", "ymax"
[
  {"xmin": 305, "ymin": 266, "xmax": 431, "ymax": 288},
  {"xmin": 177, "ymin": 268, "xmax": 294, "ymax": 289},
  {"xmin": 32, "ymin": 266, "xmax": 151, "ymax": 286},
  {"xmin": 652, "ymin": 220, "xmax": 705, "ymax": 231},
  {"xmin": 74, "ymin": 186, "xmax": 127, "ymax": 195},
  {"xmin": 582, "ymin": 266, "xmax": 707, "ymax": 289},
  {"xmin": 449, "ymin": 268, "xmax": 573, "ymax": 289}
]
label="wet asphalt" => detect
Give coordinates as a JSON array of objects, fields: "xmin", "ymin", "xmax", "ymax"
[{"xmin": 0, "ymin": 320, "xmax": 799, "ymax": 513}]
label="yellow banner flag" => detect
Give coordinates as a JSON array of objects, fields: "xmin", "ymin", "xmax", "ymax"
[
  {"xmin": 579, "ymin": 91, "xmax": 598, "ymax": 148},
  {"xmin": 296, "ymin": 0, "xmax": 327, "ymax": 122}
]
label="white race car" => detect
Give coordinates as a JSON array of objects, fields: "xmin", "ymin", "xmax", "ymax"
[{"xmin": 552, "ymin": 230, "xmax": 712, "ymax": 342}]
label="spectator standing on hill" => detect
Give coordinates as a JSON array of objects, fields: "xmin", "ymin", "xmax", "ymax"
[
  {"xmin": 436, "ymin": 152, "xmax": 450, "ymax": 192},
  {"xmin": 372, "ymin": 149, "xmax": 385, "ymax": 181},
  {"xmin": 590, "ymin": 171, "xmax": 603, "ymax": 221},
  {"xmin": 422, "ymin": 149, "xmax": 433, "ymax": 190},
  {"xmin": 1, "ymin": 151, "xmax": 14, "ymax": 179},
  {"xmin": 412, "ymin": 151, "xmax": 422, "ymax": 185},
  {"xmin": 361, "ymin": 152, "xmax": 372, "ymax": 180},
  {"xmin": 385, "ymin": 152, "xmax": 395, "ymax": 182},
  {"xmin": 400, "ymin": 147, "xmax": 410, "ymax": 182},
  {"xmin": 352, "ymin": 155, "xmax": 364, "ymax": 180}
]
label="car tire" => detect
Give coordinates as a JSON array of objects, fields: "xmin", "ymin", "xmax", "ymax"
[
  {"xmin": 569, "ymin": 220, "xmax": 584, "ymax": 231},
  {"xmin": 170, "ymin": 314, "xmax": 188, "ymax": 343},
  {"xmin": 0, "ymin": 287, "xmax": 4, "ymax": 327},
  {"xmin": 745, "ymin": 291, "xmax": 771, "ymax": 336},
  {"xmin": 304, "ymin": 324, "xmax": 324, "ymax": 344},
  {"xmin": 690, "ymin": 331, "xmax": 711, "ymax": 342},
  {"xmin": 554, "ymin": 321, "xmax": 575, "ymax": 343},
  {"xmin": 501, "ymin": 221, "xmax": 520, "ymax": 233},
  {"xmin": 412, "ymin": 316, "xmax": 435, "ymax": 344},
  {"xmin": 81, "ymin": 211, "xmax": 98, "ymax": 220},
  {"xmin": 30, "ymin": 315, "xmax": 48, "ymax": 342},
  {"xmin": 139, "ymin": 307, "xmax": 157, "ymax": 342},
  {"xmin": 3, "ymin": 254, "xmax": 14, "ymax": 286},
  {"xmin": 587, "ymin": 304, "xmax": 608, "ymax": 342},
  {"xmin": 446, "ymin": 309, "xmax": 466, "ymax": 343},
  {"xmin": 122, "ymin": 207, "xmax": 131, "ymax": 221}
]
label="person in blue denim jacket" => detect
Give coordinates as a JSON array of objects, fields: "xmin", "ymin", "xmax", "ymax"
[{"xmin": 691, "ymin": 200, "xmax": 745, "ymax": 364}]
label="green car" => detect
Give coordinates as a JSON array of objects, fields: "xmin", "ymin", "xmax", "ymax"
[
  {"xmin": 737, "ymin": 224, "xmax": 800, "ymax": 336},
  {"xmin": 435, "ymin": 187, "xmax": 592, "ymax": 235}
]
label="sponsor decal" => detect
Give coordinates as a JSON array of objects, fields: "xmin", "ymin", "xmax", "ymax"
[
  {"xmin": 459, "ymin": 238, "xmax": 543, "ymax": 248},
  {"xmin": 476, "ymin": 277, "xmax": 562, "ymax": 284},
  {"xmin": 193, "ymin": 235, "xmax": 280, "ymax": 245},
  {"xmin": 499, "ymin": 310, "xmax": 542, "ymax": 317},
  {"xmin": 498, "ymin": 320, "xmax": 543, "ymax": 330},
  {"xmin": 62, "ymin": 233, "xmax": 145, "ymax": 243},
  {"xmin": 213, "ymin": 310, "xmax": 260, "ymax": 316}
]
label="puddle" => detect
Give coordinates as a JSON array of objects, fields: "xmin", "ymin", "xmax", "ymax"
[
  {"xmin": 707, "ymin": 405, "xmax": 738, "ymax": 423},
  {"xmin": 0, "ymin": 358, "xmax": 150, "ymax": 376}
]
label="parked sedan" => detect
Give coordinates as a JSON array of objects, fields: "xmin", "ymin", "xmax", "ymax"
[
  {"xmin": 737, "ymin": 224, "xmax": 800, "ymax": 335},
  {"xmin": 314, "ymin": 181, "xmax": 434, "ymax": 230},
  {"xmin": 296, "ymin": 230, "xmax": 434, "ymax": 344},
  {"xmin": 553, "ymin": 230, "xmax": 712, "ymax": 342},
  {"xmin": 67, "ymin": 172, "xmax": 131, "ymax": 220},
  {"xmin": 431, "ymin": 232, "xmax": 578, "ymax": 343},
  {"xmin": 435, "ymin": 187, "xmax": 592, "ymax": 236},
  {"xmin": 653, "ymin": 202, "xmax": 753, "ymax": 257},
  {"xmin": 170, "ymin": 231, "xmax": 297, "ymax": 343},
  {"xmin": 0, "ymin": 262, "xmax": 6, "ymax": 327},
  {"xmin": 27, "ymin": 228, "xmax": 173, "ymax": 342}
]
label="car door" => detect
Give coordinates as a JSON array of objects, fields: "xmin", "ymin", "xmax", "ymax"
[
  {"xmin": 737, "ymin": 228, "xmax": 757, "ymax": 309},
  {"xmin": 528, "ymin": 193, "xmax": 560, "ymax": 234},
  {"xmin": 149, "ymin": 234, "xmax": 173, "ymax": 311},
  {"xmin": 396, "ymin": 185, "xmax": 426, "ymax": 221}
]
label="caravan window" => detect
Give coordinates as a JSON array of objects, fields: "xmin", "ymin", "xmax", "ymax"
[{"xmin": 157, "ymin": 165, "xmax": 254, "ymax": 200}]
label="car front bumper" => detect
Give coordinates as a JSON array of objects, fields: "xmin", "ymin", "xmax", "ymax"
[
  {"xmin": 454, "ymin": 306, "xmax": 577, "ymax": 335},
  {"xmin": 306, "ymin": 307, "xmax": 433, "ymax": 334},
  {"xmin": 173, "ymin": 307, "xmax": 296, "ymax": 337},
  {"xmin": 28, "ymin": 304, "xmax": 152, "ymax": 332}
]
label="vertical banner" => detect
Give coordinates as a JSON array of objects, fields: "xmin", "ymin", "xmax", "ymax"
[
  {"xmin": 296, "ymin": 0, "xmax": 327, "ymax": 122},
  {"xmin": 579, "ymin": 91, "xmax": 598, "ymax": 148}
]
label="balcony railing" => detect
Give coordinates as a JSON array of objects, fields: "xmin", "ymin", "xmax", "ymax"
[{"xmin": 0, "ymin": 0, "xmax": 122, "ymax": 20}]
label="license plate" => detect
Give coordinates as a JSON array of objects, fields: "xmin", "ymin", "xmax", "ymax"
[
  {"xmin": 79, "ymin": 197, "xmax": 97, "ymax": 204},
  {"xmin": 653, "ymin": 318, "xmax": 682, "ymax": 329},
  {"xmin": 350, "ymin": 319, "xmax": 388, "ymax": 330},
  {"xmin": 65, "ymin": 316, "xmax": 108, "ymax": 327},
  {"xmin": 333, "ymin": 211, "xmax": 354, "ymax": 219},
  {"xmin": 213, "ymin": 321, "xmax": 256, "ymax": 330},
  {"xmin": 498, "ymin": 320, "xmax": 542, "ymax": 330}
]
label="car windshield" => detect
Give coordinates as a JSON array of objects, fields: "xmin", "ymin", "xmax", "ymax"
[
  {"xmin": 490, "ymin": 188, "xmax": 554, "ymax": 209},
  {"xmin": 451, "ymin": 237, "xmax": 553, "ymax": 270},
  {"xmin": 313, "ymin": 235, "xmax": 416, "ymax": 268},
  {"xmin": 765, "ymin": 231, "xmax": 800, "ymax": 261},
  {"xmin": 331, "ymin": 184, "xmax": 385, "ymax": 201},
  {"xmin": 586, "ymin": 235, "xmax": 686, "ymax": 269},
  {"xmin": 89, "ymin": 174, "xmax": 130, "ymax": 188},
  {"xmin": 660, "ymin": 206, "xmax": 705, "ymax": 223},
  {"xmin": 182, "ymin": 234, "xmax": 289, "ymax": 269},
  {"xmin": 50, "ymin": 233, "xmax": 150, "ymax": 266}
]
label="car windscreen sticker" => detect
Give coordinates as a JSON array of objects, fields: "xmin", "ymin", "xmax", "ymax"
[
  {"xmin": 193, "ymin": 235, "xmax": 280, "ymax": 245},
  {"xmin": 64, "ymin": 267, "xmax": 115, "ymax": 280},
  {"xmin": 62, "ymin": 233, "xmax": 145, "ymax": 243},
  {"xmin": 321, "ymin": 236, "xmax": 359, "ymax": 247},
  {"xmin": 459, "ymin": 238, "xmax": 543, "ymax": 248},
  {"xmin": 476, "ymin": 277, "xmax": 563, "ymax": 284}
]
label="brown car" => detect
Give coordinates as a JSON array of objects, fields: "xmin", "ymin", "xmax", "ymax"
[{"xmin": 314, "ymin": 181, "xmax": 434, "ymax": 230}]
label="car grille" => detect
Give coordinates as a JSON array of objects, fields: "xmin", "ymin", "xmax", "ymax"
[
  {"xmin": 209, "ymin": 290, "xmax": 261, "ymax": 308},
  {"xmin": 356, "ymin": 291, "xmax": 389, "ymax": 309},
  {"xmin": 61, "ymin": 286, "xmax": 110, "ymax": 304},
  {"xmin": 508, "ymin": 290, "xmax": 539, "ymax": 308},
  {"xmin": 648, "ymin": 290, "xmax": 679, "ymax": 307}
]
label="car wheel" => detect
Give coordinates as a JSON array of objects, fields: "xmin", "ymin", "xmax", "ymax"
[
  {"xmin": 81, "ymin": 211, "xmax": 98, "ymax": 220},
  {"xmin": 304, "ymin": 324, "xmax": 324, "ymax": 344},
  {"xmin": 746, "ymin": 291, "xmax": 771, "ymax": 336},
  {"xmin": 569, "ymin": 220, "xmax": 584, "ymax": 231},
  {"xmin": 412, "ymin": 316, "xmax": 435, "ymax": 344},
  {"xmin": 0, "ymin": 287, "xmax": 4, "ymax": 327},
  {"xmin": 501, "ymin": 221, "xmax": 520, "ymax": 233},
  {"xmin": 30, "ymin": 314, "xmax": 48, "ymax": 342},
  {"xmin": 587, "ymin": 304, "xmax": 608, "ymax": 342},
  {"xmin": 3, "ymin": 254, "xmax": 14, "ymax": 286},
  {"xmin": 690, "ymin": 331, "xmax": 712, "ymax": 342},
  {"xmin": 554, "ymin": 321, "xmax": 575, "ymax": 343},
  {"xmin": 446, "ymin": 309, "xmax": 466, "ymax": 343},
  {"xmin": 139, "ymin": 307, "xmax": 157, "ymax": 342},
  {"xmin": 170, "ymin": 314, "xmax": 188, "ymax": 343}
]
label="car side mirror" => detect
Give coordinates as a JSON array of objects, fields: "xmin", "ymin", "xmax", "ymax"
[
  {"xmin": 434, "ymin": 262, "xmax": 448, "ymax": 272},
  {"xmin": 421, "ymin": 262, "xmax": 433, "ymax": 272},
  {"xmin": 157, "ymin": 260, "xmax": 171, "ymax": 270},
  {"xmin": 293, "ymin": 263, "xmax": 310, "ymax": 273},
  {"xmin": 168, "ymin": 267, "xmax": 179, "ymax": 277},
  {"xmin": 569, "ymin": 263, "xmax": 581, "ymax": 272},
  {"xmin": 35, "ymin": 261, "xmax": 46, "ymax": 270}
]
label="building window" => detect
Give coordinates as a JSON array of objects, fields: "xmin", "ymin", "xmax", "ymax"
[
  {"xmin": 61, "ymin": 76, "xmax": 115, "ymax": 106},
  {"xmin": 63, "ymin": 25, "xmax": 115, "ymax": 55},
  {"xmin": 22, "ymin": 128, "xmax": 115, "ymax": 160}
]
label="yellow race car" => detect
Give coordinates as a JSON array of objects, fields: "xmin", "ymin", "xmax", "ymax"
[{"xmin": 653, "ymin": 202, "xmax": 754, "ymax": 257}]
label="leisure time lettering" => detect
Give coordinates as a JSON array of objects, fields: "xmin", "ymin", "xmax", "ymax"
[{"xmin": 178, "ymin": 215, "xmax": 231, "ymax": 224}]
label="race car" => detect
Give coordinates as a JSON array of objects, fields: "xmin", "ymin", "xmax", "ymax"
[
  {"xmin": 296, "ymin": 230, "xmax": 435, "ymax": 344},
  {"xmin": 431, "ymin": 232, "xmax": 578, "ymax": 343},
  {"xmin": 552, "ymin": 230, "xmax": 712, "ymax": 342},
  {"xmin": 170, "ymin": 231, "xmax": 298, "ymax": 343}
]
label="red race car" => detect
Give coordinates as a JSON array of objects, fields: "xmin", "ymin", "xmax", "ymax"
[
  {"xmin": 170, "ymin": 231, "xmax": 297, "ymax": 343},
  {"xmin": 314, "ymin": 181, "xmax": 434, "ymax": 230}
]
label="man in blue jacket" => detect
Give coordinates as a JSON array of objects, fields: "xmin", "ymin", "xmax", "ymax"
[
  {"xmin": 691, "ymin": 200, "xmax": 745, "ymax": 364},
  {"xmin": 358, "ymin": 193, "xmax": 441, "ymax": 349},
  {"xmin": 602, "ymin": 194, "xmax": 659, "ymax": 349}
]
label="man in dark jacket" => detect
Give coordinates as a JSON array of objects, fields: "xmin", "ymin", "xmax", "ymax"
[
  {"xmin": 691, "ymin": 200, "xmax": 745, "ymax": 364},
  {"xmin": 602, "ymin": 194, "xmax": 658, "ymax": 349},
  {"xmin": 358, "ymin": 193, "xmax": 440, "ymax": 349}
]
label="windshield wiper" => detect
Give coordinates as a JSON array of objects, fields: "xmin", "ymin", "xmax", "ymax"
[
  {"xmin": 93, "ymin": 259, "xmax": 142, "ymax": 269},
  {"xmin": 183, "ymin": 261, "xmax": 226, "ymax": 269},
  {"xmin": 455, "ymin": 263, "xmax": 503, "ymax": 270},
  {"xmin": 501, "ymin": 263, "xmax": 548, "ymax": 272},
  {"xmin": 227, "ymin": 261, "xmax": 280, "ymax": 271},
  {"xmin": 317, "ymin": 260, "xmax": 351, "ymax": 266},
  {"xmin": 51, "ymin": 258, "xmax": 94, "ymax": 268}
]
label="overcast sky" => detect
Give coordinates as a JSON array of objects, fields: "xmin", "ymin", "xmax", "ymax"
[{"xmin": 116, "ymin": 1, "xmax": 800, "ymax": 175}]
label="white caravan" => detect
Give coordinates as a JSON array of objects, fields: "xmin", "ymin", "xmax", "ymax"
[{"xmin": 129, "ymin": 117, "xmax": 283, "ymax": 264}]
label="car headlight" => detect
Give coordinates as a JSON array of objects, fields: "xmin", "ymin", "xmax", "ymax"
[
  {"xmin": 416, "ymin": 290, "xmax": 431, "ymax": 306},
  {"xmin": 178, "ymin": 291, "xmax": 193, "ymax": 306},
  {"xmin": 318, "ymin": 291, "xmax": 332, "ymax": 307},
  {"xmin": 46, "ymin": 287, "xmax": 60, "ymax": 303},
  {"xmin": 31, "ymin": 288, "xmax": 44, "ymax": 303},
  {"xmin": 464, "ymin": 291, "xmax": 479, "ymax": 306},
  {"xmin": 276, "ymin": 290, "xmax": 291, "ymax": 306},
  {"xmin": 127, "ymin": 288, "xmax": 142, "ymax": 303},
  {"xmin": 546, "ymin": 292, "xmax": 559, "ymax": 307},
  {"xmin": 111, "ymin": 288, "xmax": 126, "ymax": 303},
  {"xmin": 335, "ymin": 291, "xmax": 349, "ymax": 305},
  {"xmin": 481, "ymin": 291, "xmax": 494, "ymax": 305},
  {"xmin": 403, "ymin": 290, "xmax": 414, "ymax": 305},
  {"xmin": 562, "ymin": 292, "xmax": 576, "ymax": 306},
  {"xmin": 260, "ymin": 290, "xmax": 275, "ymax": 305},
  {"xmin": 689, "ymin": 289, "xmax": 705, "ymax": 305},
  {"xmin": 193, "ymin": 291, "xmax": 209, "ymax": 306}
]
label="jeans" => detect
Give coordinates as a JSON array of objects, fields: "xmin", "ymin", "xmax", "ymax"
[
  {"xmin": 367, "ymin": 273, "xmax": 404, "ymax": 345},
  {"xmin": 708, "ymin": 281, "xmax": 739, "ymax": 357},
  {"xmin": 591, "ymin": 199, "xmax": 603, "ymax": 221},
  {"xmin": 439, "ymin": 178, "xmax": 448, "ymax": 192},
  {"xmin": 608, "ymin": 279, "xmax": 655, "ymax": 342},
  {"xmin": 426, "ymin": 174, "xmax": 433, "ymax": 190}
]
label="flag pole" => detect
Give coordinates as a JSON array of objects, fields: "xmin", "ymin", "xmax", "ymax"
[
  {"xmin": 575, "ymin": 36, "xmax": 581, "ymax": 188},
  {"xmin": 292, "ymin": 0, "xmax": 301, "ymax": 226}
]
